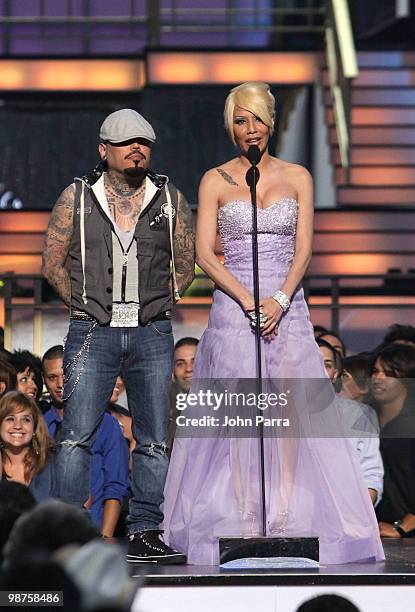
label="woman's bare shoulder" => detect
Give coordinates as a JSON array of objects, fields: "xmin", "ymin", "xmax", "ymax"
[
  {"xmin": 280, "ymin": 160, "xmax": 312, "ymax": 182},
  {"xmin": 269, "ymin": 157, "xmax": 311, "ymax": 178}
]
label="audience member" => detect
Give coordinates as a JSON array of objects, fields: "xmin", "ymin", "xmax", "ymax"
[
  {"xmin": 0, "ymin": 359, "xmax": 16, "ymax": 396},
  {"xmin": 169, "ymin": 337, "xmax": 199, "ymax": 450},
  {"xmin": 0, "ymin": 557, "xmax": 82, "ymax": 612},
  {"xmin": 371, "ymin": 343, "xmax": 415, "ymax": 537},
  {"xmin": 313, "ymin": 324, "xmax": 328, "ymax": 339},
  {"xmin": 110, "ymin": 374, "xmax": 129, "ymax": 411},
  {"xmin": 2, "ymin": 499, "xmax": 99, "ymax": 565},
  {"xmin": 109, "ymin": 402, "xmax": 135, "ymax": 462},
  {"xmin": 42, "ymin": 345, "xmax": 130, "ymax": 537},
  {"xmin": 0, "ymin": 391, "xmax": 53, "ymax": 488},
  {"xmin": 341, "ymin": 353, "xmax": 372, "ymax": 404},
  {"xmin": 110, "ymin": 376, "xmax": 125, "ymax": 405},
  {"xmin": 54, "ymin": 540, "xmax": 141, "ymax": 611},
  {"xmin": 317, "ymin": 337, "xmax": 341, "ymax": 379},
  {"xmin": 296, "ymin": 594, "xmax": 361, "ymax": 612},
  {"xmin": 108, "ymin": 376, "xmax": 134, "ymax": 458},
  {"xmin": 0, "ymin": 348, "xmax": 12, "ymax": 361},
  {"xmin": 0, "ymin": 480, "xmax": 36, "ymax": 560},
  {"xmin": 173, "ymin": 337, "xmax": 199, "ymax": 393},
  {"xmin": 8, "ymin": 350, "xmax": 43, "ymax": 401},
  {"xmin": 107, "ymin": 378, "xmax": 133, "ymax": 537},
  {"xmin": 382, "ymin": 323, "xmax": 415, "ymax": 348},
  {"xmin": 318, "ymin": 339, "xmax": 383, "ymax": 507},
  {"xmin": 316, "ymin": 337, "xmax": 343, "ymax": 391},
  {"xmin": 318, "ymin": 329, "xmax": 346, "ymax": 358},
  {"xmin": 41, "ymin": 344, "xmax": 64, "ymax": 412}
]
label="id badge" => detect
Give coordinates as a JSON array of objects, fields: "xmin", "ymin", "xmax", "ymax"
[{"xmin": 110, "ymin": 303, "xmax": 140, "ymax": 327}]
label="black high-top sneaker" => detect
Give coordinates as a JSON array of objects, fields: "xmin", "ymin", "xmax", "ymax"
[{"xmin": 126, "ymin": 530, "xmax": 187, "ymax": 564}]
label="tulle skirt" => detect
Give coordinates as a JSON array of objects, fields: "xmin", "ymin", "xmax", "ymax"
[{"xmin": 163, "ymin": 263, "xmax": 384, "ymax": 565}]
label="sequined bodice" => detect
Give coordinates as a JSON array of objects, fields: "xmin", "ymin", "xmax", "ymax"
[{"xmin": 217, "ymin": 198, "xmax": 298, "ymax": 268}]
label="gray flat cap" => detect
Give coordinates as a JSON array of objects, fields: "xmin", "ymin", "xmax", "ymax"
[{"xmin": 100, "ymin": 108, "xmax": 156, "ymax": 144}]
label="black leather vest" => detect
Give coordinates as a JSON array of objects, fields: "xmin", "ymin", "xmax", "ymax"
[{"xmin": 67, "ymin": 167, "xmax": 178, "ymax": 325}]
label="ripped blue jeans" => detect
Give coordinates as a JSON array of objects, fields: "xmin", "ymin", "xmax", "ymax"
[{"xmin": 53, "ymin": 317, "xmax": 174, "ymax": 534}]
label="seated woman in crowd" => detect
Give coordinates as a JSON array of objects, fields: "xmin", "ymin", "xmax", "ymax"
[
  {"xmin": 0, "ymin": 391, "xmax": 53, "ymax": 498},
  {"xmin": 372, "ymin": 343, "xmax": 415, "ymax": 537},
  {"xmin": 8, "ymin": 350, "xmax": 43, "ymax": 402}
]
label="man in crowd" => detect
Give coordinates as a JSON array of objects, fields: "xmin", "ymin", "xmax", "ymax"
[
  {"xmin": 173, "ymin": 337, "xmax": 199, "ymax": 393},
  {"xmin": 168, "ymin": 337, "xmax": 199, "ymax": 450},
  {"xmin": 42, "ymin": 108, "xmax": 195, "ymax": 563},
  {"xmin": 42, "ymin": 345, "xmax": 129, "ymax": 537}
]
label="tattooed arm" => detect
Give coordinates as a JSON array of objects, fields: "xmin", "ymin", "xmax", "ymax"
[
  {"xmin": 173, "ymin": 190, "xmax": 195, "ymax": 295},
  {"xmin": 41, "ymin": 185, "xmax": 75, "ymax": 306}
]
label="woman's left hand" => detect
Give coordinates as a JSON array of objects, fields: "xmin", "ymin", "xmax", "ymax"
[{"xmin": 258, "ymin": 297, "xmax": 284, "ymax": 338}]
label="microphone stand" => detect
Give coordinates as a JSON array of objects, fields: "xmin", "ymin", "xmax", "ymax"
[{"xmin": 245, "ymin": 155, "xmax": 267, "ymax": 538}]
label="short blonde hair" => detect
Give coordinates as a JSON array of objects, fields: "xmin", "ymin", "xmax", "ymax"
[{"xmin": 224, "ymin": 82, "xmax": 275, "ymax": 145}]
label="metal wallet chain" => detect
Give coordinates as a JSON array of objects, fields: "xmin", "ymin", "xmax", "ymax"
[{"xmin": 62, "ymin": 320, "xmax": 97, "ymax": 402}]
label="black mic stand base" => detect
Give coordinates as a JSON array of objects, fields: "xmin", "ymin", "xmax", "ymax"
[{"xmin": 218, "ymin": 536, "xmax": 319, "ymax": 569}]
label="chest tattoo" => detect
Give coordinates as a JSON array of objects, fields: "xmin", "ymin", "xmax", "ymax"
[
  {"xmin": 105, "ymin": 179, "xmax": 145, "ymax": 231},
  {"xmin": 216, "ymin": 168, "xmax": 239, "ymax": 186}
]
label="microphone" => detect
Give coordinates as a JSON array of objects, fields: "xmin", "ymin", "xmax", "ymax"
[
  {"xmin": 246, "ymin": 145, "xmax": 261, "ymax": 187},
  {"xmin": 247, "ymin": 144, "xmax": 261, "ymax": 166}
]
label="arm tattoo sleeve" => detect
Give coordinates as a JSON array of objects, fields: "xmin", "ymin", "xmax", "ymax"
[
  {"xmin": 173, "ymin": 191, "xmax": 196, "ymax": 295},
  {"xmin": 41, "ymin": 185, "xmax": 75, "ymax": 307}
]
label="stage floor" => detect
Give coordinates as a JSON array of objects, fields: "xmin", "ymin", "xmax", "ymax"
[
  {"xmin": 131, "ymin": 540, "xmax": 415, "ymax": 585},
  {"xmin": 131, "ymin": 540, "xmax": 415, "ymax": 612}
]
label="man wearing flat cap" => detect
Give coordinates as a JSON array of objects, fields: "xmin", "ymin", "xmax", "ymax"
[{"xmin": 42, "ymin": 109, "xmax": 195, "ymax": 564}]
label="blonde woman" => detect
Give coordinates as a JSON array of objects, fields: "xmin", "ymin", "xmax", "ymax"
[{"xmin": 163, "ymin": 82, "xmax": 384, "ymax": 566}]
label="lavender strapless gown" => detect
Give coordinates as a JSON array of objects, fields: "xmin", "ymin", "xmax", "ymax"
[{"xmin": 163, "ymin": 199, "xmax": 384, "ymax": 565}]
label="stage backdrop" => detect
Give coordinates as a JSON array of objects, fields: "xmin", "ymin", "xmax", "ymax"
[{"xmin": 0, "ymin": 85, "xmax": 291, "ymax": 209}]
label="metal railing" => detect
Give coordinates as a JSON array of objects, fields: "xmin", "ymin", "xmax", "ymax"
[
  {"xmin": 0, "ymin": 0, "xmax": 326, "ymax": 55},
  {"xmin": 325, "ymin": 0, "xmax": 358, "ymax": 181},
  {"xmin": 2, "ymin": 272, "xmax": 414, "ymax": 354}
]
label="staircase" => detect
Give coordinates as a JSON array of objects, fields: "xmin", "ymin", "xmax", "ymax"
[{"xmin": 325, "ymin": 51, "xmax": 415, "ymax": 208}]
